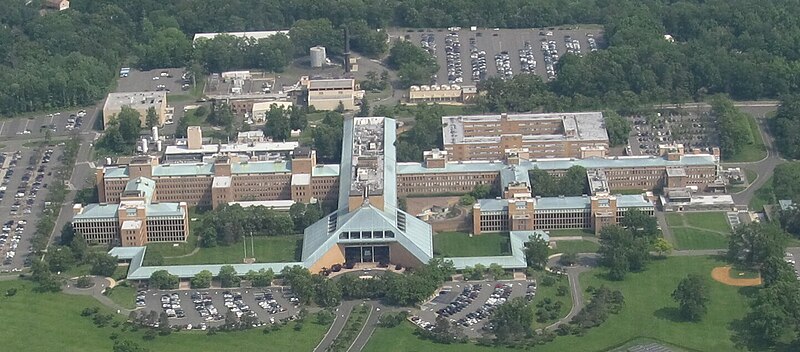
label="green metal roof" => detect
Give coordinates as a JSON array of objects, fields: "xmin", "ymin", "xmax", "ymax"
[
  {"xmin": 500, "ymin": 165, "xmax": 530, "ymax": 187},
  {"xmin": 124, "ymin": 177, "xmax": 156, "ymax": 202},
  {"xmin": 312, "ymin": 164, "xmax": 340, "ymax": 177},
  {"xmin": 397, "ymin": 154, "xmax": 717, "ymax": 175},
  {"xmin": 231, "ymin": 160, "xmax": 291, "ymax": 174},
  {"xmin": 152, "ymin": 163, "xmax": 214, "ymax": 177},
  {"xmin": 117, "ymin": 247, "xmax": 302, "ymax": 280},
  {"xmin": 478, "ymin": 194, "xmax": 654, "ymax": 212},
  {"xmin": 145, "ymin": 203, "xmax": 186, "ymax": 217},
  {"xmin": 73, "ymin": 203, "xmax": 120, "ymax": 219},
  {"xmin": 73, "ymin": 202, "xmax": 184, "ymax": 220},
  {"xmin": 105, "ymin": 166, "xmax": 129, "ymax": 178}
]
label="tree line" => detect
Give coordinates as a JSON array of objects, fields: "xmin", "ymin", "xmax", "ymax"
[
  {"xmin": 196, "ymin": 204, "xmax": 312, "ymax": 247},
  {"xmin": 281, "ymin": 258, "xmax": 455, "ymax": 308}
]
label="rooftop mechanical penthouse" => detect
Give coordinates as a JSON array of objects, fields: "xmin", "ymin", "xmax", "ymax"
[{"xmin": 442, "ymin": 112, "xmax": 610, "ymax": 161}]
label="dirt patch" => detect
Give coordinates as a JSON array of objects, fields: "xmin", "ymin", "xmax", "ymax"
[
  {"xmin": 711, "ymin": 266, "xmax": 762, "ymax": 287},
  {"xmin": 405, "ymin": 196, "xmax": 460, "ymax": 216}
]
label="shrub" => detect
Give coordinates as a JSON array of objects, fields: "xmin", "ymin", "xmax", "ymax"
[{"xmin": 541, "ymin": 275, "xmax": 556, "ymax": 287}]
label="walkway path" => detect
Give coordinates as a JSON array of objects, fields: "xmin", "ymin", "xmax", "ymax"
[
  {"xmin": 654, "ymin": 212, "xmax": 676, "ymax": 245},
  {"xmin": 163, "ymin": 247, "xmax": 200, "ymax": 259},
  {"xmin": 61, "ymin": 275, "xmax": 135, "ymax": 315}
]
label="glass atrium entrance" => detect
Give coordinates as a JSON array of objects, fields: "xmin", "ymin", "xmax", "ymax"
[{"xmin": 344, "ymin": 245, "xmax": 390, "ymax": 264}]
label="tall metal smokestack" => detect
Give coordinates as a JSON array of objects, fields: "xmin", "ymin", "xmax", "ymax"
[{"xmin": 343, "ymin": 27, "xmax": 351, "ymax": 73}]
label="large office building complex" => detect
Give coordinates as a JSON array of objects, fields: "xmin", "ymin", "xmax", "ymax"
[
  {"xmin": 442, "ymin": 112, "xmax": 610, "ymax": 161},
  {"xmin": 72, "ymin": 177, "xmax": 189, "ymax": 246},
  {"xmin": 85, "ymin": 112, "xmax": 724, "ymax": 273}
]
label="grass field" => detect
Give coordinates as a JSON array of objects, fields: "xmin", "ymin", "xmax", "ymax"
[
  {"xmin": 105, "ymin": 284, "xmax": 138, "ymax": 309},
  {"xmin": 745, "ymin": 168, "xmax": 758, "ymax": 185},
  {"xmin": 682, "ymin": 212, "xmax": 731, "ymax": 233},
  {"xmin": 433, "ymin": 232, "xmax": 510, "ymax": 257},
  {"xmin": 551, "ymin": 239, "xmax": 600, "ymax": 253},
  {"xmin": 666, "ymin": 212, "xmax": 730, "ymax": 233},
  {"xmin": 154, "ymin": 235, "xmax": 303, "ymax": 265},
  {"xmin": 749, "ymin": 175, "xmax": 775, "ymax": 212},
  {"xmin": 529, "ymin": 273, "xmax": 571, "ymax": 330},
  {"xmin": 546, "ymin": 229, "xmax": 595, "ymax": 237},
  {"xmin": 0, "ymin": 280, "xmax": 328, "ymax": 352},
  {"xmin": 671, "ymin": 228, "xmax": 728, "ymax": 250},
  {"xmin": 666, "ymin": 212, "xmax": 730, "ymax": 250},
  {"xmin": 145, "ymin": 234, "xmax": 199, "ymax": 258},
  {"xmin": 364, "ymin": 256, "xmax": 749, "ymax": 352},
  {"xmin": 724, "ymin": 116, "xmax": 767, "ymax": 163}
]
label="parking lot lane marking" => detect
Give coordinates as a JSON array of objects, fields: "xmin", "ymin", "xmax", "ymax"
[{"xmin": 0, "ymin": 121, "xmax": 4, "ymax": 135}]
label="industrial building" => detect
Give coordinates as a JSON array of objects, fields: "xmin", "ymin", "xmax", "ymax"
[
  {"xmin": 163, "ymin": 127, "xmax": 299, "ymax": 163},
  {"xmin": 72, "ymin": 177, "xmax": 189, "ymax": 246},
  {"xmin": 301, "ymin": 76, "xmax": 358, "ymax": 111},
  {"xmin": 102, "ymin": 92, "xmax": 167, "ymax": 129},
  {"xmin": 442, "ymin": 112, "xmax": 610, "ymax": 161},
  {"xmin": 408, "ymin": 85, "xmax": 477, "ymax": 104}
]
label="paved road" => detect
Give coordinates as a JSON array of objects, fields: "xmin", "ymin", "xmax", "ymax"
[
  {"xmin": 315, "ymin": 301, "xmax": 360, "ymax": 352},
  {"xmin": 544, "ymin": 254, "xmax": 595, "ymax": 331},
  {"xmin": 726, "ymin": 115, "xmax": 784, "ymax": 207},
  {"xmin": 62, "ymin": 275, "xmax": 134, "ymax": 314},
  {"xmin": 348, "ymin": 303, "xmax": 381, "ymax": 352}
]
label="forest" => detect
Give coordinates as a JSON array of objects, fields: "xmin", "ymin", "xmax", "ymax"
[{"xmin": 5, "ymin": 0, "xmax": 800, "ymax": 116}]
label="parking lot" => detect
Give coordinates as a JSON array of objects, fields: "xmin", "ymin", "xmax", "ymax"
[
  {"xmin": 626, "ymin": 110, "xmax": 719, "ymax": 156},
  {"xmin": 415, "ymin": 280, "xmax": 532, "ymax": 336},
  {"xmin": 0, "ymin": 108, "xmax": 94, "ymax": 139},
  {"xmin": 137, "ymin": 287, "xmax": 303, "ymax": 328},
  {"xmin": 0, "ymin": 145, "xmax": 62, "ymax": 270},
  {"xmin": 392, "ymin": 27, "xmax": 603, "ymax": 84}
]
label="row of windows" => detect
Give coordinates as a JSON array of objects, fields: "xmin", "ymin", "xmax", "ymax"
[{"xmin": 338, "ymin": 230, "xmax": 396, "ymax": 240}]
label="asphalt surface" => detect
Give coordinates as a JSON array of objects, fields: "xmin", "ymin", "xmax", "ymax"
[
  {"xmin": 392, "ymin": 27, "xmax": 602, "ymax": 84},
  {"xmin": 315, "ymin": 300, "xmax": 361, "ymax": 352}
]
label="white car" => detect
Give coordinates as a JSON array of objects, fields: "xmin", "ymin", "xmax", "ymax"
[{"xmin": 152, "ymin": 76, "xmax": 160, "ymax": 80}]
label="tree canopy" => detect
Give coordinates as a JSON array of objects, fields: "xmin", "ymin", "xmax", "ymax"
[{"xmin": 672, "ymin": 274, "xmax": 709, "ymax": 322}]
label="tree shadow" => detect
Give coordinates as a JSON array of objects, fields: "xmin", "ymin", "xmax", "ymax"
[
  {"xmin": 737, "ymin": 286, "xmax": 760, "ymax": 298},
  {"xmin": 293, "ymin": 239, "xmax": 303, "ymax": 262},
  {"xmin": 653, "ymin": 307, "xmax": 683, "ymax": 322}
]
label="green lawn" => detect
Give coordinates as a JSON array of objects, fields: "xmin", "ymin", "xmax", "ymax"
[
  {"xmin": 105, "ymin": 284, "xmax": 138, "ymax": 309},
  {"xmin": 156, "ymin": 235, "xmax": 303, "ymax": 265},
  {"xmin": 666, "ymin": 212, "xmax": 729, "ymax": 233},
  {"xmin": 724, "ymin": 116, "xmax": 767, "ymax": 162},
  {"xmin": 611, "ymin": 189, "xmax": 648, "ymax": 195},
  {"xmin": 111, "ymin": 265, "xmax": 129, "ymax": 281},
  {"xmin": 681, "ymin": 212, "xmax": 731, "ymax": 233},
  {"xmin": 749, "ymin": 175, "xmax": 775, "ymax": 212},
  {"xmin": 745, "ymin": 168, "xmax": 758, "ymax": 185},
  {"xmin": 665, "ymin": 213, "xmax": 685, "ymax": 227},
  {"xmin": 529, "ymin": 272, "xmax": 572, "ymax": 330},
  {"xmin": 0, "ymin": 280, "xmax": 328, "ymax": 352},
  {"xmin": 364, "ymin": 256, "xmax": 749, "ymax": 352},
  {"xmin": 671, "ymin": 228, "xmax": 728, "ymax": 250},
  {"xmin": 145, "ymin": 234, "xmax": 199, "ymax": 258},
  {"xmin": 433, "ymin": 232, "xmax": 510, "ymax": 257},
  {"xmin": 550, "ymin": 239, "xmax": 600, "ymax": 253},
  {"xmin": 545, "ymin": 228, "xmax": 595, "ymax": 237}
]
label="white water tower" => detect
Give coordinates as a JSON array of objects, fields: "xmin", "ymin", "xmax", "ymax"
[
  {"xmin": 151, "ymin": 126, "xmax": 159, "ymax": 141},
  {"xmin": 310, "ymin": 46, "xmax": 327, "ymax": 68}
]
